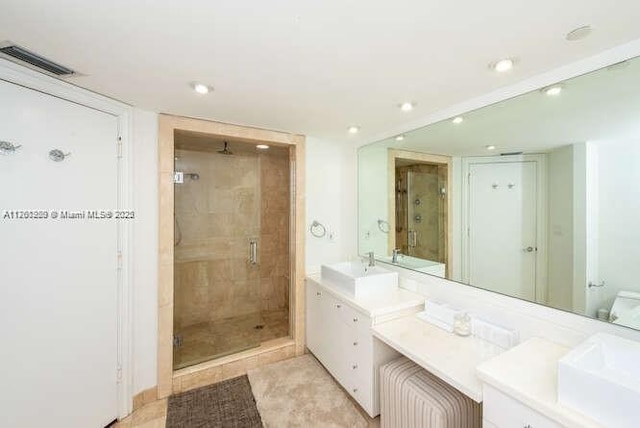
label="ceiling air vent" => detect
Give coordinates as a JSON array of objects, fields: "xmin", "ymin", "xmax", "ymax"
[{"xmin": 0, "ymin": 43, "xmax": 74, "ymax": 76}]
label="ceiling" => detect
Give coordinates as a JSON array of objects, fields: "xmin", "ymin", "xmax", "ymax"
[{"xmin": 2, "ymin": 0, "xmax": 640, "ymax": 144}]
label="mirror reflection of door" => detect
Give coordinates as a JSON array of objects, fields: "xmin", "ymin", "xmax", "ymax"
[{"xmin": 463, "ymin": 156, "xmax": 546, "ymax": 302}]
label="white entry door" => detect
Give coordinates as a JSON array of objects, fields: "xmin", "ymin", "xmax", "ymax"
[
  {"xmin": 0, "ymin": 79, "xmax": 119, "ymax": 427},
  {"xmin": 466, "ymin": 161, "xmax": 538, "ymax": 301}
]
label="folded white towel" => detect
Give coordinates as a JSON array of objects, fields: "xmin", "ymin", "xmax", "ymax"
[
  {"xmin": 471, "ymin": 317, "xmax": 519, "ymax": 349},
  {"xmin": 416, "ymin": 311, "xmax": 455, "ymax": 332},
  {"xmin": 424, "ymin": 300, "xmax": 462, "ymax": 326}
]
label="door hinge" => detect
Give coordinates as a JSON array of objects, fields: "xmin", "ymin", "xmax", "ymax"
[
  {"xmin": 117, "ymin": 251, "xmax": 123, "ymax": 270},
  {"xmin": 117, "ymin": 136, "xmax": 123, "ymax": 158},
  {"xmin": 116, "ymin": 364, "xmax": 122, "ymax": 383}
]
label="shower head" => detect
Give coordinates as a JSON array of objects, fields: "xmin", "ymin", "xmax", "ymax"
[{"xmin": 218, "ymin": 141, "xmax": 233, "ymax": 155}]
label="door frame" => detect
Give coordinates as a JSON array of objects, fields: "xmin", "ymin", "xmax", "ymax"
[
  {"xmin": 461, "ymin": 154, "xmax": 547, "ymax": 303},
  {"xmin": 0, "ymin": 58, "xmax": 134, "ymax": 417}
]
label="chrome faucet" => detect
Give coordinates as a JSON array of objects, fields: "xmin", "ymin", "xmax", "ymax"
[
  {"xmin": 367, "ymin": 251, "xmax": 375, "ymax": 267},
  {"xmin": 392, "ymin": 248, "xmax": 401, "ymax": 264}
]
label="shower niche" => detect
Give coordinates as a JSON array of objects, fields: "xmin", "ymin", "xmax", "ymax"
[{"xmin": 172, "ymin": 131, "xmax": 291, "ymax": 369}]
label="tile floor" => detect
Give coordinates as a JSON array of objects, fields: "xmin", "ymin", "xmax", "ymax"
[
  {"xmin": 115, "ymin": 359, "xmax": 380, "ymax": 428},
  {"xmin": 173, "ymin": 309, "xmax": 289, "ymax": 369}
]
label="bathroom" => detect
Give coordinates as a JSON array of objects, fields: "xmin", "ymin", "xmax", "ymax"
[{"xmin": 2, "ymin": 2, "xmax": 640, "ymax": 427}]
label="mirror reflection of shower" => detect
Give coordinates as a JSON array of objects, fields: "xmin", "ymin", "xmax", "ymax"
[{"xmin": 394, "ymin": 161, "xmax": 448, "ymax": 263}]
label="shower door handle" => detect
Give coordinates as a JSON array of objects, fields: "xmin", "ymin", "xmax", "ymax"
[{"xmin": 249, "ymin": 239, "xmax": 258, "ymax": 265}]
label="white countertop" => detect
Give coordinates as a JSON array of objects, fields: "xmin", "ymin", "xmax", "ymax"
[
  {"xmin": 371, "ymin": 315, "xmax": 504, "ymax": 402},
  {"xmin": 306, "ymin": 274, "xmax": 425, "ymax": 317},
  {"xmin": 476, "ymin": 337, "xmax": 603, "ymax": 428}
]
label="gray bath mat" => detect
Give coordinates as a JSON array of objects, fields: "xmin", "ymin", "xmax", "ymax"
[{"xmin": 166, "ymin": 375, "xmax": 263, "ymax": 428}]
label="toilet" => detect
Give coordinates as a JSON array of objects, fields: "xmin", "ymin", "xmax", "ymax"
[{"xmin": 609, "ymin": 290, "xmax": 640, "ymax": 329}]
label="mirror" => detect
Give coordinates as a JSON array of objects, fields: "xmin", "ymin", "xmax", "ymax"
[{"xmin": 359, "ymin": 55, "xmax": 640, "ymax": 331}]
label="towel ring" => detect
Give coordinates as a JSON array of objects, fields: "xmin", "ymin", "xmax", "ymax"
[
  {"xmin": 310, "ymin": 220, "xmax": 327, "ymax": 238},
  {"xmin": 377, "ymin": 219, "xmax": 390, "ymax": 234}
]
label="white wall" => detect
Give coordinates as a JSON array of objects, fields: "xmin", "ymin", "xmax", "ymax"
[
  {"xmin": 572, "ymin": 142, "xmax": 588, "ymax": 313},
  {"xmin": 131, "ymin": 109, "xmax": 159, "ymax": 394},
  {"xmin": 547, "ymin": 145, "xmax": 574, "ymax": 311},
  {"xmin": 357, "ymin": 144, "xmax": 389, "ymax": 257},
  {"xmin": 591, "ymin": 139, "xmax": 640, "ymax": 313},
  {"xmin": 305, "ymin": 137, "xmax": 358, "ymax": 273}
]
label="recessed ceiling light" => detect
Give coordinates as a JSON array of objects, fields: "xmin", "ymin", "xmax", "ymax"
[
  {"xmin": 395, "ymin": 135, "xmax": 405, "ymax": 141},
  {"xmin": 566, "ymin": 25, "xmax": 592, "ymax": 42},
  {"xmin": 544, "ymin": 85, "xmax": 563, "ymax": 96},
  {"xmin": 256, "ymin": 144, "xmax": 270, "ymax": 150},
  {"xmin": 491, "ymin": 58, "xmax": 514, "ymax": 73},
  {"xmin": 191, "ymin": 82, "xmax": 212, "ymax": 94},
  {"xmin": 486, "ymin": 145, "xmax": 496, "ymax": 150},
  {"xmin": 348, "ymin": 126, "xmax": 360, "ymax": 134},
  {"xmin": 452, "ymin": 116, "xmax": 464, "ymax": 124},
  {"xmin": 399, "ymin": 102, "xmax": 415, "ymax": 112}
]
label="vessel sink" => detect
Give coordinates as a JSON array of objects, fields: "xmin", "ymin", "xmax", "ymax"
[
  {"xmin": 557, "ymin": 333, "xmax": 640, "ymax": 427},
  {"xmin": 320, "ymin": 261, "xmax": 398, "ymax": 297}
]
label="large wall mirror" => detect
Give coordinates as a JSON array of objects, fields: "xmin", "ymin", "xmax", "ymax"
[{"xmin": 359, "ymin": 55, "xmax": 640, "ymax": 331}]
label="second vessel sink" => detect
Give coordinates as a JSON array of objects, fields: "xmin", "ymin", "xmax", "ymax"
[
  {"xmin": 557, "ymin": 333, "xmax": 640, "ymax": 427},
  {"xmin": 320, "ymin": 261, "xmax": 398, "ymax": 297}
]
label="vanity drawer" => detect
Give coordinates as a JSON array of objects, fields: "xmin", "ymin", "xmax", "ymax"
[
  {"xmin": 483, "ymin": 385, "xmax": 561, "ymax": 428},
  {"xmin": 336, "ymin": 301, "xmax": 371, "ymax": 336},
  {"xmin": 342, "ymin": 371, "xmax": 373, "ymax": 413}
]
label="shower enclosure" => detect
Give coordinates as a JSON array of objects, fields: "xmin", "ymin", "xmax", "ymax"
[
  {"xmin": 172, "ymin": 133, "xmax": 290, "ymax": 369},
  {"xmin": 395, "ymin": 162, "xmax": 448, "ymax": 263}
]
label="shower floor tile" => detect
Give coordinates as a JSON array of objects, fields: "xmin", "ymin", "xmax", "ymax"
[{"xmin": 174, "ymin": 309, "xmax": 289, "ymax": 370}]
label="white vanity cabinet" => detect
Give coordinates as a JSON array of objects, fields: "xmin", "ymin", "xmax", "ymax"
[
  {"xmin": 483, "ymin": 385, "xmax": 561, "ymax": 428},
  {"xmin": 305, "ymin": 277, "xmax": 424, "ymax": 417},
  {"xmin": 477, "ymin": 338, "xmax": 602, "ymax": 428}
]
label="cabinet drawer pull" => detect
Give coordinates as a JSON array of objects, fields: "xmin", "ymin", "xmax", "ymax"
[
  {"xmin": 353, "ymin": 317, "xmax": 358, "ymax": 322},
  {"xmin": 352, "ymin": 364, "xmax": 358, "ymax": 369},
  {"xmin": 352, "ymin": 388, "xmax": 358, "ymax": 393},
  {"xmin": 353, "ymin": 341, "xmax": 358, "ymax": 346},
  {"xmin": 336, "ymin": 304, "xmax": 342, "ymax": 309},
  {"xmin": 523, "ymin": 425, "xmax": 532, "ymax": 428},
  {"xmin": 316, "ymin": 291, "xmax": 321, "ymax": 296}
]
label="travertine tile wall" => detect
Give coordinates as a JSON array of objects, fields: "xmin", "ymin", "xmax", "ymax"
[
  {"xmin": 174, "ymin": 148, "xmax": 261, "ymax": 328},
  {"xmin": 173, "ymin": 145, "xmax": 290, "ymax": 331},
  {"xmin": 260, "ymin": 150, "xmax": 290, "ymax": 312},
  {"xmin": 395, "ymin": 164, "xmax": 447, "ymax": 263}
]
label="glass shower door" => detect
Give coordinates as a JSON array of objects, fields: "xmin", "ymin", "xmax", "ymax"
[
  {"xmin": 407, "ymin": 166, "xmax": 446, "ymax": 262},
  {"xmin": 173, "ymin": 143, "xmax": 263, "ymax": 369}
]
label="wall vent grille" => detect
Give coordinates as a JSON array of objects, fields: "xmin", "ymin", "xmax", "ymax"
[{"xmin": 0, "ymin": 43, "xmax": 74, "ymax": 76}]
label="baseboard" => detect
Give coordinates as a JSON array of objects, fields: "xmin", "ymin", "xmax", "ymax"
[{"xmin": 132, "ymin": 386, "xmax": 158, "ymax": 411}]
